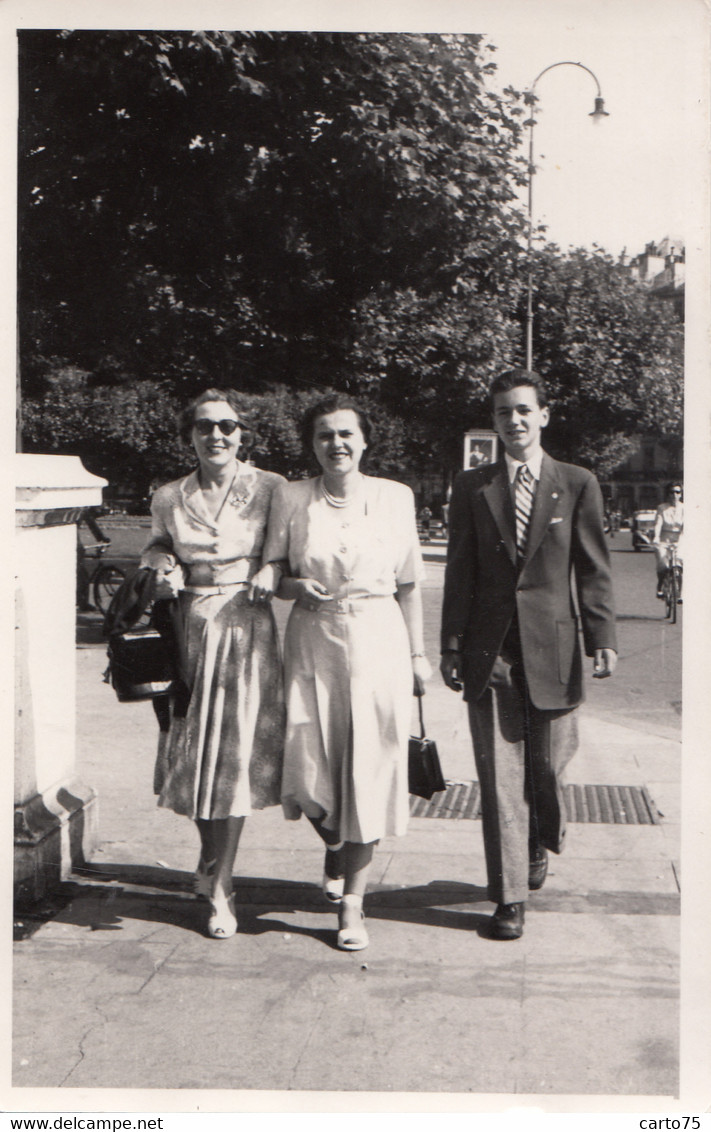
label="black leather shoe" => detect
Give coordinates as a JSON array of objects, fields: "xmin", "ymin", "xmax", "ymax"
[
  {"xmin": 490, "ymin": 902, "xmax": 525, "ymax": 940},
  {"xmin": 528, "ymin": 847, "xmax": 548, "ymax": 890}
]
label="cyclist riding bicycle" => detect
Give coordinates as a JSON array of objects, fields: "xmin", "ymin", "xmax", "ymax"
[{"xmin": 652, "ymin": 481, "xmax": 683, "ymax": 603}]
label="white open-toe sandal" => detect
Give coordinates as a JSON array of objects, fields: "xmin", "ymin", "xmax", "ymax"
[
  {"xmin": 207, "ymin": 890, "xmax": 237, "ymax": 940},
  {"xmin": 337, "ymin": 895, "xmax": 369, "ymax": 951}
]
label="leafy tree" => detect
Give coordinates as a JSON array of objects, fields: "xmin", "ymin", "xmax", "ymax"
[
  {"xmin": 19, "ymin": 31, "xmax": 682, "ymax": 496},
  {"xmin": 18, "ymin": 30, "xmax": 531, "ymax": 490},
  {"xmin": 19, "ymin": 31, "xmax": 527, "ymax": 397},
  {"xmin": 349, "ymin": 284, "xmax": 522, "ymax": 476},
  {"xmin": 20, "ymin": 371, "xmax": 188, "ymax": 500},
  {"xmin": 524, "ymin": 245, "xmax": 684, "ymax": 473}
]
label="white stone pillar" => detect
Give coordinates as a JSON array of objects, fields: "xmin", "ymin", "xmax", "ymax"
[{"xmin": 15, "ymin": 454, "xmax": 108, "ymax": 904}]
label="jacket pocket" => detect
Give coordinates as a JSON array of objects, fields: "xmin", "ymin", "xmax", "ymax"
[{"xmin": 556, "ymin": 619, "xmax": 579, "ymax": 685}]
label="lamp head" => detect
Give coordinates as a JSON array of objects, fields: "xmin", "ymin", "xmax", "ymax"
[{"xmin": 589, "ymin": 96, "xmax": 609, "ymax": 124}]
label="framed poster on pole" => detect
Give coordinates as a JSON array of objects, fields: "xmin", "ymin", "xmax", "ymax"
[{"xmin": 463, "ymin": 429, "xmax": 498, "ymax": 470}]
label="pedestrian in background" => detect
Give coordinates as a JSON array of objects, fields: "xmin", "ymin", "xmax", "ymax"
[
  {"xmin": 142, "ymin": 388, "xmax": 285, "ymax": 939},
  {"xmin": 440, "ymin": 369, "xmax": 617, "ymax": 940},
  {"xmin": 651, "ymin": 482, "xmax": 684, "ymax": 601},
  {"xmin": 263, "ymin": 393, "xmax": 430, "ymax": 951}
]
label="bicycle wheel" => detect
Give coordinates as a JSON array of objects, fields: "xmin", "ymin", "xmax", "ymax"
[
  {"xmin": 669, "ymin": 568, "xmax": 678, "ymax": 624},
  {"xmin": 662, "ymin": 572, "xmax": 673, "ymax": 620},
  {"xmin": 93, "ymin": 564, "xmax": 126, "ymax": 615}
]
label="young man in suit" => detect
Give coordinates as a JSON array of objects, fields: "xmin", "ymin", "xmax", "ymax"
[{"xmin": 440, "ymin": 369, "xmax": 617, "ymax": 940}]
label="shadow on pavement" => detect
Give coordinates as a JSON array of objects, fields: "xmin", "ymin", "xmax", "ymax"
[
  {"xmin": 15, "ymin": 863, "xmax": 491, "ymax": 943},
  {"xmin": 76, "ymin": 610, "xmax": 106, "ymax": 646}
]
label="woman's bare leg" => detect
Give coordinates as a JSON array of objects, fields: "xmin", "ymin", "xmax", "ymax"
[
  {"xmin": 196, "ymin": 818, "xmax": 217, "ymax": 867},
  {"xmin": 336, "ymin": 841, "xmax": 377, "ymax": 949},
  {"xmin": 307, "ymin": 814, "xmax": 344, "ymax": 850},
  {"xmin": 211, "ymin": 816, "xmax": 246, "ymax": 900},
  {"xmin": 343, "ymin": 840, "xmax": 376, "ymax": 898},
  {"xmin": 308, "ymin": 814, "xmax": 346, "ymax": 885}
]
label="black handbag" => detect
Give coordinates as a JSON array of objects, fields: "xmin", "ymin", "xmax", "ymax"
[
  {"xmin": 103, "ymin": 569, "xmax": 175, "ymax": 703},
  {"xmin": 408, "ymin": 694, "xmax": 446, "ymax": 799},
  {"xmin": 105, "ymin": 629, "xmax": 174, "ymax": 702}
]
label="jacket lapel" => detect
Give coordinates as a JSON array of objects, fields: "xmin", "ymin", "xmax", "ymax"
[
  {"xmin": 523, "ymin": 453, "xmax": 562, "ymax": 565},
  {"xmin": 180, "ymin": 470, "xmax": 213, "ymax": 528},
  {"xmin": 483, "ymin": 463, "xmax": 517, "ymax": 566}
]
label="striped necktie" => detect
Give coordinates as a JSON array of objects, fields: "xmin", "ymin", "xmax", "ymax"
[{"xmin": 515, "ymin": 464, "xmax": 535, "ymax": 557}]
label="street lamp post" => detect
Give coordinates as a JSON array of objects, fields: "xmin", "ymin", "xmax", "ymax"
[{"xmin": 525, "ymin": 61, "xmax": 609, "ymax": 370}]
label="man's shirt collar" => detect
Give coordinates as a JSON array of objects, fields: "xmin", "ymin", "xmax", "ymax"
[{"xmin": 504, "ymin": 448, "xmax": 544, "ymax": 484}]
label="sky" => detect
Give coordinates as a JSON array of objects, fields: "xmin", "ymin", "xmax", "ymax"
[{"xmin": 481, "ymin": 6, "xmax": 704, "ymax": 259}]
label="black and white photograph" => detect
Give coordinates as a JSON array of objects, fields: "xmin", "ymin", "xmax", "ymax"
[{"xmin": 7, "ymin": 0, "xmax": 710, "ymax": 1122}]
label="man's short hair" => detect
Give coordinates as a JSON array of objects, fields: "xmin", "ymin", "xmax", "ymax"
[{"xmin": 489, "ymin": 369, "xmax": 548, "ymax": 409}]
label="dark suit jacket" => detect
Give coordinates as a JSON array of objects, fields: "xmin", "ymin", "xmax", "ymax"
[{"xmin": 441, "ymin": 453, "xmax": 617, "ymax": 711}]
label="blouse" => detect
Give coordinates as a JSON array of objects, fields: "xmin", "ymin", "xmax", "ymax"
[
  {"xmin": 262, "ymin": 475, "xmax": 424, "ymax": 600},
  {"xmin": 142, "ymin": 463, "xmax": 285, "ymax": 586}
]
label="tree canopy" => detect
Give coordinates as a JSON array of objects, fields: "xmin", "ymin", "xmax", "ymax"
[
  {"xmin": 19, "ymin": 31, "xmax": 526, "ymax": 392},
  {"xmin": 18, "ymin": 30, "xmax": 683, "ymax": 499},
  {"xmin": 526, "ymin": 245, "xmax": 683, "ymax": 473}
]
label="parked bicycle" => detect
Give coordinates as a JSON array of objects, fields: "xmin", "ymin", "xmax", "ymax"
[
  {"xmin": 77, "ymin": 512, "xmax": 126, "ymax": 615},
  {"xmin": 660, "ymin": 544, "xmax": 682, "ymax": 624}
]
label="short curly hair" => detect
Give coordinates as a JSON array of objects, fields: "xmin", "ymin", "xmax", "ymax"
[
  {"xmin": 178, "ymin": 388, "xmax": 253, "ymax": 448},
  {"xmin": 300, "ymin": 393, "xmax": 372, "ymax": 465},
  {"xmin": 489, "ymin": 368, "xmax": 549, "ymax": 409}
]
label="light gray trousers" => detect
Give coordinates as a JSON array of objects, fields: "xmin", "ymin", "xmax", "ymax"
[{"xmin": 467, "ymin": 656, "xmax": 579, "ymax": 905}]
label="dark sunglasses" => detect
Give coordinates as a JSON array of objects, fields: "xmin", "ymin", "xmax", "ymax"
[
  {"xmin": 670, "ymin": 488, "xmax": 682, "ymax": 495},
  {"xmin": 194, "ymin": 418, "xmax": 240, "ymax": 437}
]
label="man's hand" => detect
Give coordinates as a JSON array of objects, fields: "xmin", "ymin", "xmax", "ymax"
[
  {"xmin": 440, "ymin": 650, "xmax": 463, "ymax": 692},
  {"xmin": 592, "ymin": 648, "xmax": 617, "ymax": 679}
]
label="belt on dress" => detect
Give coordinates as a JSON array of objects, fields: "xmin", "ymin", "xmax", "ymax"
[
  {"xmin": 303, "ymin": 594, "xmax": 394, "ymax": 615},
  {"xmin": 183, "ymin": 581, "xmax": 250, "ymax": 596}
]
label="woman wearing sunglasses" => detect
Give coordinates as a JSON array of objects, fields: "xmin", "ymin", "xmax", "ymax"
[
  {"xmin": 140, "ymin": 388, "xmax": 285, "ymax": 938},
  {"xmin": 651, "ymin": 481, "xmax": 684, "ymax": 601}
]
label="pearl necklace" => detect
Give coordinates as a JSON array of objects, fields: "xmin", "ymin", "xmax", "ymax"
[{"xmin": 320, "ymin": 475, "xmax": 365, "ymax": 509}]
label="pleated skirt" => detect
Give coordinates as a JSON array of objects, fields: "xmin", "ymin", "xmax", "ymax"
[{"xmin": 154, "ymin": 587, "xmax": 285, "ymax": 820}]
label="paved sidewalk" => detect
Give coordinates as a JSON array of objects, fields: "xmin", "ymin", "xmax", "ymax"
[{"xmin": 13, "ymin": 573, "xmax": 682, "ymax": 1105}]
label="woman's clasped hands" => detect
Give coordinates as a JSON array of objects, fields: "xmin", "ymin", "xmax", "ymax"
[
  {"xmin": 153, "ymin": 562, "xmax": 186, "ymax": 601},
  {"xmin": 293, "ymin": 578, "xmax": 332, "ymax": 613},
  {"xmin": 247, "ymin": 562, "xmax": 283, "ymax": 605}
]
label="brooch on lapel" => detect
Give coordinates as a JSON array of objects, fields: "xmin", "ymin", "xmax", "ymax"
[{"xmin": 228, "ymin": 484, "xmax": 252, "ymax": 509}]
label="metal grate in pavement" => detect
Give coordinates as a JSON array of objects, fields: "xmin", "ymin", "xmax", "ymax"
[
  {"xmin": 409, "ymin": 781, "xmax": 661, "ymax": 824},
  {"xmin": 563, "ymin": 783, "xmax": 661, "ymax": 824},
  {"xmin": 409, "ymin": 780, "xmax": 481, "ymax": 820}
]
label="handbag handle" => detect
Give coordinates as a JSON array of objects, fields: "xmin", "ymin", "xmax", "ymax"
[{"xmin": 416, "ymin": 692, "xmax": 425, "ymax": 740}]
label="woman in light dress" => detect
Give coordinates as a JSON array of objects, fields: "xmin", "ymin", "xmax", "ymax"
[
  {"xmin": 142, "ymin": 389, "xmax": 285, "ymax": 939},
  {"xmin": 651, "ymin": 481, "xmax": 684, "ymax": 600},
  {"xmin": 263, "ymin": 393, "xmax": 431, "ymax": 951}
]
